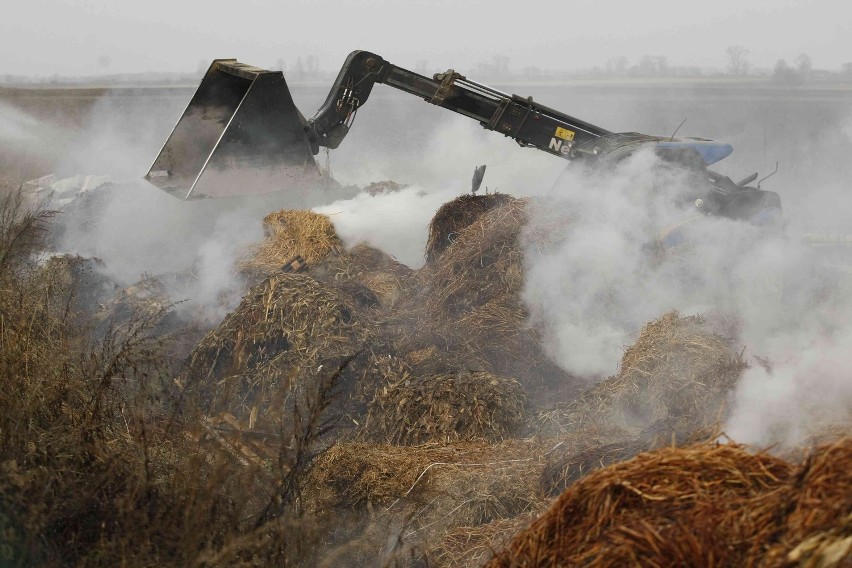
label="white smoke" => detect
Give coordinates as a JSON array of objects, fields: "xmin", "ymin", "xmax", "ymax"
[
  {"xmin": 0, "ymin": 101, "xmax": 41, "ymax": 143},
  {"xmin": 521, "ymin": 147, "xmax": 852, "ymax": 448},
  {"xmin": 314, "ymin": 185, "xmax": 457, "ymax": 267},
  {"xmin": 314, "ymin": 117, "xmax": 564, "ymax": 267}
]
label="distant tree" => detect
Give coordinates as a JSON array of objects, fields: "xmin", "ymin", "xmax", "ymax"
[
  {"xmin": 473, "ymin": 55, "xmax": 511, "ymax": 78},
  {"xmin": 796, "ymin": 53, "xmax": 813, "ymax": 77},
  {"xmin": 304, "ymin": 55, "xmax": 319, "ymax": 77},
  {"xmin": 522, "ymin": 66, "xmax": 542, "ymax": 79},
  {"xmin": 275, "ymin": 58, "xmax": 285, "ymax": 72},
  {"xmin": 656, "ymin": 56, "xmax": 669, "ymax": 76},
  {"xmin": 843, "ymin": 62, "xmax": 852, "ymax": 77},
  {"xmin": 726, "ymin": 45, "xmax": 750, "ymax": 75},
  {"xmin": 632, "ymin": 55, "xmax": 668, "ymax": 77},
  {"xmin": 773, "ymin": 59, "xmax": 803, "ymax": 86},
  {"xmin": 97, "ymin": 55, "xmax": 111, "ymax": 69},
  {"xmin": 639, "ymin": 55, "xmax": 655, "ymax": 73},
  {"xmin": 606, "ymin": 56, "xmax": 629, "ymax": 75},
  {"xmin": 493, "ymin": 55, "xmax": 510, "ymax": 77}
]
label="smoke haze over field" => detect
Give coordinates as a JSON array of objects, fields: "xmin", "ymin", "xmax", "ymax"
[{"xmin": 1, "ymin": 73, "xmax": 850, "ymax": 450}]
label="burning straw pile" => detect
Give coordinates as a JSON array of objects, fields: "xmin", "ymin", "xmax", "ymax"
[
  {"xmin": 543, "ymin": 310, "xmax": 746, "ymax": 436},
  {"xmin": 399, "ymin": 195, "xmax": 571, "ymax": 389},
  {"xmin": 490, "ymin": 442, "xmax": 792, "ymax": 567},
  {"xmin": 425, "ymin": 193, "xmax": 515, "ymax": 262},
  {"xmin": 181, "ymin": 272, "xmax": 375, "ymax": 431},
  {"xmin": 488, "ymin": 437, "xmax": 852, "ymax": 567}
]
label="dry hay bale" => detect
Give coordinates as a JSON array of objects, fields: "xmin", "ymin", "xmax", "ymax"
[
  {"xmin": 765, "ymin": 436, "xmax": 852, "ymax": 567},
  {"xmin": 93, "ymin": 274, "xmax": 192, "ymax": 342},
  {"xmin": 361, "ymin": 370, "xmax": 526, "ymax": 445},
  {"xmin": 554, "ymin": 310, "xmax": 745, "ymax": 436},
  {"xmin": 425, "ymin": 197, "xmax": 526, "ymax": 314},
  {"xmin": 181, "ymin": 273, "xmax": 375, "ymax": 431},
  {"xmin": 240, "ymin": 209, "xmax": 342, "ymax": 278},
  {"xmin": 304, "ymin": 440, "xmax": 550, "ymax": 554},
  {"xmin": 400, "ymin": 197, "xmax": 572, "ymax": 388},
  {"xmin": 425, "ymin": 193, "xmax": 516, "ymax": 263},
  {"xmin": 487, "ymin": 442, "xmax": 797, "ymax": 567}
]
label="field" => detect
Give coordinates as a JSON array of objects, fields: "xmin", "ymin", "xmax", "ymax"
[{"xmin": 1, "ymin": 78, "xmax": 850, "ymax": 566}]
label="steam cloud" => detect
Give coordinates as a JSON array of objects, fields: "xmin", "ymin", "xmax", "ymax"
[{"xmin": 521, "ymin": 148, "xmax": 852, "ymax": 450}]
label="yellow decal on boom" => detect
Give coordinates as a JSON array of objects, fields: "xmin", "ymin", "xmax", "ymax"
[{"xmin": 554, "ymin": 126, "xmax": 575, "ymax": 141}]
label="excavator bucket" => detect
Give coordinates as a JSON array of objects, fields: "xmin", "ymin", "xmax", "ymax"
[{"xmin": 146, "ymin": 60, "xmax": 321, "ymax": 199}]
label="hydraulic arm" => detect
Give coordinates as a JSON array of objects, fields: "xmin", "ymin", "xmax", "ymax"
[{"xmin": 305, "ymin": 51, "xmax": 611, "ymax": 160}]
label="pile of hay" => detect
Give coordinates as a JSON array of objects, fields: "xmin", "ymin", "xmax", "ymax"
[
  {"xmin": 398, "ymin": 196, "xmax": 572, "ymax": 390},
  {"xmin": 310, "ymin": 242, "xmax": 414, "ymax": 312},
  {"xmin": 425, "ymin": 194, "xmax": 516, "ymax": 262},
  {"xmin": 765, "ymin": 436, "xmax": 852, "ymax": 566},
  {"xmin": 95, "ymin": 273, "xmax": 172, "ymax": 326},
  {"xmin": 303, "ymin": 440, "xmax": 550, "ymax": 564},
  {"xmin": 181, "ymin": 273, "xmax": 375, "ymax": 431},
  {"xmin": 547, "ymin": 311, "xmax": 745, "ymax": 436},
  {"xmin": 489, "ymin": 438, "xmax": 852, "ymax": 567},
  {"xmin": 361, "ymin": 370, "xmax": 526, "ymax": 445},
  {"xmin": 488, "ymin": 442, "xmax": 797, "ymax": 567},
  {"xmin": 240, "ymin": 209, "xmax": 342, "ymax": 279},
  {"xmin": 425, "ymin": 197, "xmax": 526, "ymax": 314}
]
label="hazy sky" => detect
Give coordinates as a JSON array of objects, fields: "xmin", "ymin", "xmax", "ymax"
[{"xmin": 2, "ymin": 0, "xmax": 849, "ymax": 76}]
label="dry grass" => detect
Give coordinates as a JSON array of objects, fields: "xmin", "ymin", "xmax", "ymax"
[
  {"xmin": 425, "ymin": 194, "xmax": 515, "ymax": 262},
  {"xmin": 428, "ymin": 514, "xmax": 540, "ymax": 568},
  {"xmin": 240, "ymin": 209, "xmax": 342, "ymax": 278},
  {"xmin": 765, "ymin": 436, "xmax": 852, "ymax": 567},
  {"xmin": 394, "ymin": 196, "xmax": 575, "ymax": 391},
  {"xmin": 5, "ymin": 186, "xmax": 848, "ymax": 567},
  {"xmin": 361, "ymin": 370, "xmax": 527, "ymax": 445},
  {"xmin": 309, "ymin": 242, "xmax": 414, "ymax": 312},
  {"xmin": 0, "ymin": 189, "xmax": 346, "ymax": 566},
  {"xmin": 181, "ymin": 272, "xmax": 376, "ymax": 433},
  {"xmin": 304, "ymin": 439, "xmax": 552, "ymax": 564}
]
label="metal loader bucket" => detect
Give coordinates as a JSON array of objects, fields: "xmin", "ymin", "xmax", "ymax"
[{"xmin": 146, "ymin": 60, "xmax": 321, "ymax": 199}]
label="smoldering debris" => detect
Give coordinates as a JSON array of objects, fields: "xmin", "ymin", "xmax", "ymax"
[
  {"xmin": 540, "ymin": 311, "xmax": 746, "ymax": 437},
  {"xmin": 6, "ymin": 169, "xmax": 851, "ymax": 564}
]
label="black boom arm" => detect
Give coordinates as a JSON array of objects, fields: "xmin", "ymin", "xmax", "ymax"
[{"xmin": 305, "ymin": 50, "xmax": 611, "ymax": 160}]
